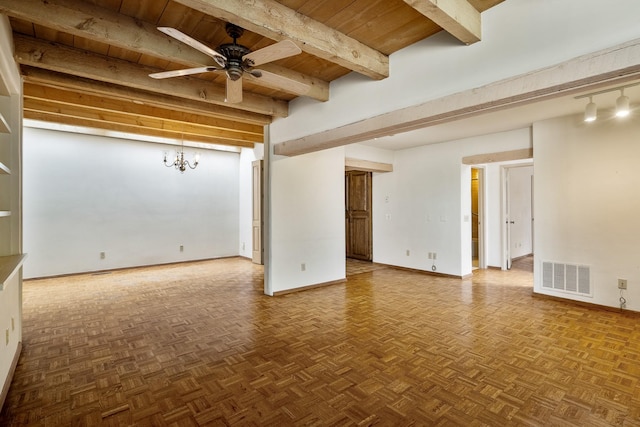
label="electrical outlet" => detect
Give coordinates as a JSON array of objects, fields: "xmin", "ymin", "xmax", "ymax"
[
  {"xmin": 428, "ymin": 252, "xmax": 432, "ymax": 259},
  {"xmin": 180, "ymin": 245, "xmax": 184, "ymax": 252},
  {"xmin": 301, "ymin": 263, "xmax": 306, "ymax": 272},
  {"xmin": 406, "ymin": 250, "xmax": 410, "ymax": 256},
  {"xmin": 618, "ymin": 279, "xmax": 628, "ymax": 290},
  {"xmin": 433, "ymin": 252, "xmax": 437, "ymax": 260},
  {"xmin": 5, "ymin": 329, "xmax": 8, "ymax": 346},
  {"xmin": 100, "ymin": 252, "xmax": 106, "ymax": 259}
]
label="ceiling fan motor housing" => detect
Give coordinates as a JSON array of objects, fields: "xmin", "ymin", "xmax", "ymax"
[{"xmin": 218, "ymin": 43, "xmax": 251, "ymax": 81}]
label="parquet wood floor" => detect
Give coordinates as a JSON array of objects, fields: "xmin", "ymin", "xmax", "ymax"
[
  {"xmin": 2, "ymin": 258, "xmax": 640, "ymax": 426},
  {"xmin": 345, "ymin": 259, "xmax": 386, "ymax": 277},
  {"xmin": 511, "ymin": 255, "xmax": 534, "ymax": 273}
]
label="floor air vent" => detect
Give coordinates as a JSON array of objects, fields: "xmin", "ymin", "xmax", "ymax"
[{"xmin": 542, "ymin": 261, "xmax": 591, "ymax": 296}]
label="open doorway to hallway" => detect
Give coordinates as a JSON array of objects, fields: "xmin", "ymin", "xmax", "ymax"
[
  {"xmin": 471, "ymin": 167, "xmax": 485, "ymax": 269},
  {"xmin": 503, "ymin": 164, "xmax": 534, "ymax": 271},
  {"xmin": 463, "ymin": 149, "xmax": 534, "ymax": 275}
]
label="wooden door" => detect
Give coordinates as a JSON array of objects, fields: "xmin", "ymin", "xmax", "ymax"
[
  {"xmin": 345, "ymin": 171, "xmax": 372, "ymax": 261},
  {"xmin": 252, "ymin": 160, "xmax": 263, "ymax": 264}
]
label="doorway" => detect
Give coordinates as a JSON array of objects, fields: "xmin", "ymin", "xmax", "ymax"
[
  {"xmin": 503, "ymin": 164, "xmax": 534, "ymax": 270},
  {"xmin": 471, "ymin": 167, "xmax": 485, "ymax": 269},
  {"xmin": 345, "ymin": 170, "xmax": 372, "ymax": 261},
  {"xmin": 252, "ymin": 159, "xmax": 263, "ymax": 265}
]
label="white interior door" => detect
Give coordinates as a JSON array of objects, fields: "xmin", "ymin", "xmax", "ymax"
[
  {"xmin": 252, "ymin": 160, "xmax": 263, "ymax": 264},
  {"xmin": 503, "ymin": 164, "xmax": 534, "ymax": 269}
]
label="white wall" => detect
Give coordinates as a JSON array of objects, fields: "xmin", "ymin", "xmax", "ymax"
[
  {"xmin": 533, "ymin": 114, "xmax": 640, "ymax": 310},
  {"xmin": 373, "ymin": 129, "xmax": 531, "ymax": 277},
  {"xmin": 344, "ymin": 144, "xmax": 395, "ymax": 165},
  {"xmin": 269, "ymin": 147, "xmax": 345, "ymax": 294},
  {"xmin": 23, "ymin": 127, "xmax": 241, "ymax": 278}
]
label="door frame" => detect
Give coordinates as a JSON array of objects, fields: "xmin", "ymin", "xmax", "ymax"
[
  {"xmin": 251, "ymin": 159, "xmax": 263, "ymax": 265},
  {"xmin": 501, "ymin": 162, "xmax": 534, "ymax": 270},
  {"xmin": 345, "ymin": 170, "xmax": 373, "ymax": 261},
  {"xmin": 471, "ymin": 167, "xmax": 487, "ymax": 269}
]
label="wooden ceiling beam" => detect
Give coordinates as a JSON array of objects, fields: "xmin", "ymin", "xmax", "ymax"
[
  {"xmin": 24, "ymin": 83, "xmax": 264, "ymax": 141},
  {"xmin": 24, "ymin": 110, "xmax": 254, "ymax": 148},
  {"xmin": 23, "ymin": 97, "xmax": 258, "ymax": 145},
  {"xmin": 21, "ymin": 66, "xmax": 272, "ymax": 125},
  {"xmin": 0, "ymin": 0, "xmax": 329, "ymax": 101},
  {"xmin": 403, "ymin": 0, "xmax": 481, "ymax": 45},
  {"xmin": 243, "ymin": 65, "xmax": 328, "ymax": 102},
  {"xmin": 171, "ymin": 0, "xmax": 389, "ymax": 80},
  {"xmin": 275, "ymin": 38, "xmax": 640, "ymax": 156},
  {"xmin": 14, "ymin": 34, "xmax": 288, "ymax": 117},
  {"xmin": 24, "ymin": 94, "xmax": 262, "ymax": 145}
]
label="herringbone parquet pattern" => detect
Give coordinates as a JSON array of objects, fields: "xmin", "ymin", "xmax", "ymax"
[{"xmin": 1, "ymin": 258, "xmax": 639, "ymax": 426}]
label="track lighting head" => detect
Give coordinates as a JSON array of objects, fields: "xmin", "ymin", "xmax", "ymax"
[
  {"xmin": 584, "ymin": 97, "xmax": 597, "ymax": 122},
  {"xmin": 615, "ymin": 90, "xmax": 630, "ymax": 118},
  {"xmin": 575, "ymin": 83, "xmax": 637, "ymax": 122}
]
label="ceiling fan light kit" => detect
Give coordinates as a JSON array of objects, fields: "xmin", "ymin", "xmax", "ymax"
[{"xmin": 150, "ymin": 23, "xmax": 308, "ymax": 104}]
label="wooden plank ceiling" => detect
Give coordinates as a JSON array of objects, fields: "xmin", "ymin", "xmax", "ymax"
[{"xmin": 1, "ymin": 0, "xmax": 504, "ymax": 150}]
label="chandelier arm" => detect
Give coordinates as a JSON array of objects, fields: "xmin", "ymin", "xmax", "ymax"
[
  {"xmin": 163, "ymin": 155, "xmax": 178, "ymax": 168},
  {"xmin": 185, "ymin": 160, "xmax": 198, "ymax": 170}
]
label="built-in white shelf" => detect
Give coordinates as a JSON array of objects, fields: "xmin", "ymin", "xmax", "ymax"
[
  {"xmin": 0, "ymin": 254, "xmax": 27, "ymax": 291},
  {"xmin": 0, "ymin": 161, "xmax": 10, "ymax": 175},
  {"xmin": 0, "ymin": 111, "xmax": 10, "ymax": 134}
]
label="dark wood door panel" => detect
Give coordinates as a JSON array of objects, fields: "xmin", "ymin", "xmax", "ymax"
[{"xmin": 345, "ymin": 170, "xmax": 372, "ymax": 261}]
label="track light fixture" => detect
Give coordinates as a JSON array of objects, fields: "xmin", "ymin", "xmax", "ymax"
[
  {"xmin": 615, "ymin": 89, "xmax": 630, "ymax": 117},
  {"xmin": 584, "ymin": 96, "xmax": 597, "ymax": 122},
  {"xmin": 575, "ymin": 82, "xmax": 638, "ymax": 122}
]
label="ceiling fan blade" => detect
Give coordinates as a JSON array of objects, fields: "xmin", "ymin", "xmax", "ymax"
[
  {"xmin": 252, "ymin": 70, "xmax": 310, "ymax": 95},
  {"xmin": 157, "ymin": 27, "xmax": 226, "ymax": 67},
  {"xmin": 149, "ymin": 66, "xmax": 218, "ymax": 79},
  {"xmin": 226, "ymin": 77, "xmax": 243, "ymax": 104},
  {"xmin": 243, "ymin": 40, "xmax": 301, "ymax": 67}
]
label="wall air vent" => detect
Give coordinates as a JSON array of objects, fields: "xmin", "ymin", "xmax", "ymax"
[{"xmin": 542, "ymin": 261, "xmax": 591, "ymax": 296}]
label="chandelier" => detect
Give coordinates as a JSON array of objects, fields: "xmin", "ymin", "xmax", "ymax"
[{"xmin": 164, "ymin": 139, "xmax": 199, "ymax": 173}]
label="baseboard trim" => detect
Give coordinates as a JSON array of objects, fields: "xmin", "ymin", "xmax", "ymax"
[
  {"xmin": 273, "ymin": 278, "xmax": 347, "ymax": 296},
  {"xmin": 24, "ymin": 256, "xmax": 250, "ymax": 281},
  {"xmin": 379, "ymin": 263, "xmax": 465, "ymax": 279},
  {"xmin": 1, "ymin": 341, "xmax": 22, "ymax": 412},
  {"xmin": 532, "ymin": 291, "xmax": 640, "ymax": 316}
]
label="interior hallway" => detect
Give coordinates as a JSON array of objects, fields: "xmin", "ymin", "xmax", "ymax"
[{"xmin": 1, "ymin": 257, "xmax": 638, "ymax": 425}]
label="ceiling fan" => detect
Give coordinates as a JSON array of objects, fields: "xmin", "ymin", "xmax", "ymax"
[{"xmin": 149, "ymin": 23, "xmax": 309, "ymax": 103}]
